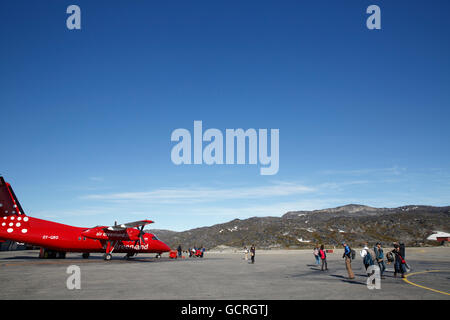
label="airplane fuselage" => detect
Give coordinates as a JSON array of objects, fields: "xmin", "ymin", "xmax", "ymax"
[{"xmin": 0, "ymin": 215, "xmax": 170, "ymax": 254}]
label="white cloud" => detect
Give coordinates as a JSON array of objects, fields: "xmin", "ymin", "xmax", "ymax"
[
  {"xmin": 320, "ymin": 166, "xmax": 406, "ymax": 176},
  {"xmin": 89, "ymin": 177, "xmax": 104, "ymax": 182},
  {"xmin": 82, "ymin": 182, "xmax": 316, "ymax": 204}
]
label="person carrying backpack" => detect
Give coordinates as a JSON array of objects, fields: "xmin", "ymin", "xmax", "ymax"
[
  {"xmin": 398, "ymin": 242, "xmax": 411, "ymax": 271},
  {"xmin": 319, "ymin": 244, "xmax": 328, "ymax": 271},
  {"xmin": 399, "ymin": 242, "xmax": 406, "ymax": 259},
  {"xmin": 342, "ymin": 241, "xmax": 355, "ymax": 279},
  {"xmin": 391, "ymin": 244, "xmax": 407, "ymax": 278},
  {"xmin": 360, "ymin": 243, "xmax": 374, "ymax": 273},
  {"xmin": 374, "ymin": 242, "xmax": 386, "ymax": 278}
]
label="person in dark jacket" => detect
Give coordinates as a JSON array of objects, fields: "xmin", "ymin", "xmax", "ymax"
[
  {"xmin": 374, "ymin": 242, "xmax": 386, "ymax": 278},
  {"xmin": 250, "ymin": 245, "xmax": 256, "ymax": 264},
  {"xmin": 391, "ymin": 244, "xmax": 406, "ymax": 278},
  {"xmin": 201, "ymin": 247, "xmax": 205, "ymax": 258},
  {"xmin": 319, "ymin": 245, "xmax": 328, "ymax": 271},
  {"xmin": 399, "ymin": 242, "xmax": 406, "ymax": 259}
]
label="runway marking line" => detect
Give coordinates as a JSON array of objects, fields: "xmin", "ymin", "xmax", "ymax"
[{"xmin": 403, "ymin": 270, "xmax": 450, "ymax": 296}]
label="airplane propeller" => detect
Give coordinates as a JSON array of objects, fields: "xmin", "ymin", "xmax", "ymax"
[{"xmin": 134, "ymin": 225, "xmax": 146, "ymax": 246}]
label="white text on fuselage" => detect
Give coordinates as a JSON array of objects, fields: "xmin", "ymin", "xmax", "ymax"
[
  {"xmin": 116, "ymin": 244, "xmax": 149, "ymax": 250},
  {"xmin": 96, "ymin": 232, "xmax": 129, "ymax": 238},
  {"xmin": 42, "ymin": 235, "xmax": 59, "ymax": 240}
]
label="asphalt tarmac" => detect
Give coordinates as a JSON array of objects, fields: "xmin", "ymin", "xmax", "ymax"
[{"xmin": 0, "ymin": 247, "xmax": 449, "ymax": 299}]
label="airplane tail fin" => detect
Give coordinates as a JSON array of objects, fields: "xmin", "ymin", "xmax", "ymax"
[{"xmin": 0, "ymin": 177, "xmax": 26, "ymax": 217}]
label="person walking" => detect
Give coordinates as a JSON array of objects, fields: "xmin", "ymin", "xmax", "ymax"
[
  {"xmin": 243, "ymin": 246, "xmax": 249, "ymax": 261},
  {"xmin": 177, "ymin": 245, "xmax": 182, "ymax": 257},
  {"xmin": 250, "ymin": 245, "xmax": 256, "ymax": 264},
  {"xmin": 391, "ymin": 244, "xmax": 406, "ymax": 278},
  {"xmin": 360, "ymin": 243, "xmax": 374, "ymax": 274},
  {"xmin": 399, "ymin": 242, "xmax": 409, "ymax": 270},
  {"xmin": 399, "ymin": 242, "xmax": 406, "ymax": 259},
  {"xmin": 342, "ymin": 241, "xmax": 355, "ymax": 279},
  {"xmin": 319, "ymin": 244, "xmax": 328, "ymax": 271},
  {"xmin": 374, "ymin": 242, "xmax": 386, "ymax": 278},
  {"xmin": 313, "ymin": 245, "xmax": 320, "ymax": 265},
  {"xmin": 201, "ymin": 247, "xmax": 205, "ymax": 258}
]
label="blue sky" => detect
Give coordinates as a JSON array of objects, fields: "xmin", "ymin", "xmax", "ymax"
[{"xmin": 1, "ymin": 1, "xmax": 449, "ymax": 231}]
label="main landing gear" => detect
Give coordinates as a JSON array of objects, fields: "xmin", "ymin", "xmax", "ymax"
[
  {"xmin": 103, "ymin": 253, "xmax": 112, "ymax": 261},
  {"xmin": 124, "ymin": 252, "xmax": 136, "ymax": 260},
  {"xmin": 82, "ymin": 252, "xmax": 90, "ymax": 259},
  {"xmin": 39, "ymin": 248, "xmax": 66, "ymax": 259}
]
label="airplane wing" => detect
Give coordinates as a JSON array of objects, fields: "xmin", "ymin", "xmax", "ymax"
[
  {"xmin": 81, "ymin": 220, "xmax": 154, "ymax": 240},
  {"xmin": 105, "ymin": 219, "xmax": 154, "ymax": 231}
]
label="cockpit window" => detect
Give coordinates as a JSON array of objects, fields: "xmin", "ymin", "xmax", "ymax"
[{"xmin": 151, "ymin": 235, "xmax": 159, "ymax": 240}]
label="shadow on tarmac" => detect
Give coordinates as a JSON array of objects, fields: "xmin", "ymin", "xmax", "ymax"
[
  {"xmin": 0, "ymin": 255, "xmax": 177, "ymax": 266},
  {"xmin": 329, "ymin": 274, "xmax": 366, "ymax": 285}
]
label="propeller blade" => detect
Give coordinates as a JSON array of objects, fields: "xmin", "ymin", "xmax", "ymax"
[
  {"xmin": 132, "ymin": 225, "xmax": 146, "ymax": 246},
  {"xmin": 138, "ymin": 225, "xmax": 146, "ymax": 244}
]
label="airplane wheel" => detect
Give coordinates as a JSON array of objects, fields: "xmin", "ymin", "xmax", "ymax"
[
  {"xmin": 125, "ymin": 253, "xmax": 134, "ymax": 260},
  {"xmin": 57, "ymin": 252, "xmax": 66, "ymax": 259},
  {"xmin": 82, "ymin": 253, "xmax": 90, "ymax": 259},
  {"xmin": 156, "ymin": 254, "xmax": 161, "ymax": 259},
  {"xmin": 103, "ymin": 253, "xmax": 112, "ymax": 261}
]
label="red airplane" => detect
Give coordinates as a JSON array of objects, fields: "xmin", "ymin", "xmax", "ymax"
[{"xmin": 0, "ymin": 176, "xmax": 171, "ymax": 260}]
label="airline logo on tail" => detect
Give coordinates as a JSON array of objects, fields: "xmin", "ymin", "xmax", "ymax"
[
  {"xmin": 0, "ymin": 177, "xmax": 29, "ymax": 235},
  {"xmin": 0, "ymin": 177, "xmax": 26, "ymax": 217}
]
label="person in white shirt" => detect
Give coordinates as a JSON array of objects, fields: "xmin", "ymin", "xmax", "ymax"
[
  {"xmin": 360, "ymin": 242, "xmax": 374, "ymax": 273},
  {"xmin": 313, "ymin": 246, "xmax": 320, "ymax": 265}
]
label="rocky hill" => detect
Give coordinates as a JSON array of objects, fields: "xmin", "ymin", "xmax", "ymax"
[{"xmin": 147, "ymin": 204, "xmax": 450, "ymax": 249}]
